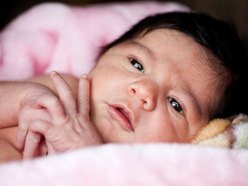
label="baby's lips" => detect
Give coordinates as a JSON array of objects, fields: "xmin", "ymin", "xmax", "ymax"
[{"xmin": 108, "ymin": 105, "xmax": 134, "ymax": 132}]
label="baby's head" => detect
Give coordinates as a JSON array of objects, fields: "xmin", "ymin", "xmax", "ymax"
[{"xmin": 89, "ymin": 12, "xmax": 248, "ymax": 144}]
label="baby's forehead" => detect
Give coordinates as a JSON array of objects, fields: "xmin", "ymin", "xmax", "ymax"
[
  {"xmin": 132, "ymin": 29, "xmax": 208, "ymax": 56},
  {"xmin": 140, "ymin": 29, "xmax": 214, "ymax": 62}
]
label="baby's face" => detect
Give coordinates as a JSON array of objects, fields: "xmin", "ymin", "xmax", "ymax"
[{"xmin": 89, "ymin": 29, "xmax": 222, "ymax": 143}]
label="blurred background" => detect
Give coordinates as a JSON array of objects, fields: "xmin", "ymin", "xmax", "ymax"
[{"xmin": 1, "ymin": 0, "xmax": 248, "ymax": 38}]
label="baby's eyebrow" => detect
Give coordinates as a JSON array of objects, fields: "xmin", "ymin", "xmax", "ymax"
[
  {"xmin": 188, "ymin": 91, "xmax": 202, "ymax": 116},
  {"xmin": 180, "ymin": 84, "xmax": 203, "ymax": 116},
  {"xmin": 125, "ymin": 40, "xmax": 156, "ymax": 62}
]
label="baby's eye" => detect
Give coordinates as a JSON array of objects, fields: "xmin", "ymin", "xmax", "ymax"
[
  {"xmin": 130, "ymin": 59, "xmax": 144, "ymax": 73},
  {"xmin": 168, "ymin": 98, "xmax": 184, "ymax": 115}
]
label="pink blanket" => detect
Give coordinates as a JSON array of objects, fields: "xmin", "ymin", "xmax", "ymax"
[
  {"xmin": 0, "ymin": 1, "xmax": 188, "ymax": 80},
  {"xmin": 0, "ymin": 2, "xmax": 247, "ymax": 185},
  {"xmin": 0, "ymin": 143, "xmax": 247, "ymax": 185}
]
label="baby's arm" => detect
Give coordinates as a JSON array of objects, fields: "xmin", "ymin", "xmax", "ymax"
[
  {"xmin": 0, "ymin": 73, "xmax": 78, "ymax": 129},
  {"xmin": 22, "ymin": 72, "xmax": 102, "ymax": 158},
  {"xmin": 0, "ymin": 81, "xmax": 53, "ymax": 129}
]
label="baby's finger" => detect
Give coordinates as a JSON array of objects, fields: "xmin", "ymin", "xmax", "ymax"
[
  {"xmin": 34, "ymin": 94, "xmax": 65, "ymax": 122},
  {"xmin": 16, "ymin": 126, "xmax": 28, "ymax": 152},
  {"xmin": 23, "ymin": 131, "xmax": 42, "ymax": 159},
  {"xmin": 77, "ymin": 74, "xmax": 90, "ymax": 116},
  {"xmin": 23, "ymin": 120, "xmax": 52, "ymax": 158},
  {"xmin": 50, "ymin": 71, "xmax": 77, "ymax": 115}
]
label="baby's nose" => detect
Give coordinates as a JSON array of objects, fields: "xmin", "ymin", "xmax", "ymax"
[{"xmin": 128, "ymin": 79, "xmax": 158, "ymax": 111}]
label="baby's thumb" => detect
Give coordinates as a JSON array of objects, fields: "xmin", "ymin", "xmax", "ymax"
[
  {"xmin": 16, "ymin": 125, "xmax": 28, "ymax": 152},
  {"xmin": 23, "ymin": 120, "xmax": 52, "ymax": 158}
]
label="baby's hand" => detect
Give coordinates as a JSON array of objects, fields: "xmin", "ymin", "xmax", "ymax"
[
  {"xmin": 16, "ymin": 83, "xmax": 57, "ymax": 155},
  {"xmin": 22, "ymin": 72, "xmax": 103, "ymax": 158}
]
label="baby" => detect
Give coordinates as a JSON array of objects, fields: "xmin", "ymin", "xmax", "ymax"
[{"xmin": 0, "ymin": 12, "xmax": 247, "ymax": 162}]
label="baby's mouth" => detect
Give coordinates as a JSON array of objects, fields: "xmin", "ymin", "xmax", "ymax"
[
  {"xmin": 116, "ymin": 108, "xmax": 131, "ymax": 123},
  {"xmin": 108, "ymin": 105, "xmax": 134, "ymax": 132}
]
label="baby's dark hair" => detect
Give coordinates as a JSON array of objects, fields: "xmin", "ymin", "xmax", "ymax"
[{"xmin": 100, "ymin": 12, "xmax": 248, "ymax": 120}]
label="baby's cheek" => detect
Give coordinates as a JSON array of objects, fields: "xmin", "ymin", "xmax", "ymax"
[{"xmin": 134, "ymin": 122, "xmax": 178, "ymax": 143}]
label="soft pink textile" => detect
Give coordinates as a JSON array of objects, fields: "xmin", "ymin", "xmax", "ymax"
[
  {"xmin": 0, "ymin": 144, "xmax": 247, "ymax": 185},
  {"xmin": 0, "ymin": 1, "xmax": 189, "ymax": 80}
]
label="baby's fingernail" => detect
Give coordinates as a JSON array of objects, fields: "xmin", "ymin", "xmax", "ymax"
[
  {"xmin": 50, "ymin": 71, "xmax": 57, "ymax": 76},
  {"xmin": 81, "ymin": 74, "xmax": 88, "ymax": 79}
]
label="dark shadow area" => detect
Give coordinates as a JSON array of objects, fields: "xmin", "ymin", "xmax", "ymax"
[{"xmin": 1, "ymin": 0, "xmax": 248, "ymax": 37}]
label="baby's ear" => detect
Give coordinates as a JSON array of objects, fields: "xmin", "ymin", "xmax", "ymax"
[{"xmin": 191, "ymin": 114, "xmax": 248, "ymax": 149}]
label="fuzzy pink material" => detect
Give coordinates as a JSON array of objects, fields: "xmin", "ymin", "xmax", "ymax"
[
  {"xmin": 0, "ymin": 2, "xmax": 247, "ymax": 185},
  {"xmin": 0, "ymin": 1, "xmax": 189, "ymax": 80},
  {"xmin": 0, "ymin": 143, "xmax": 248, "ymax": 185}
]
